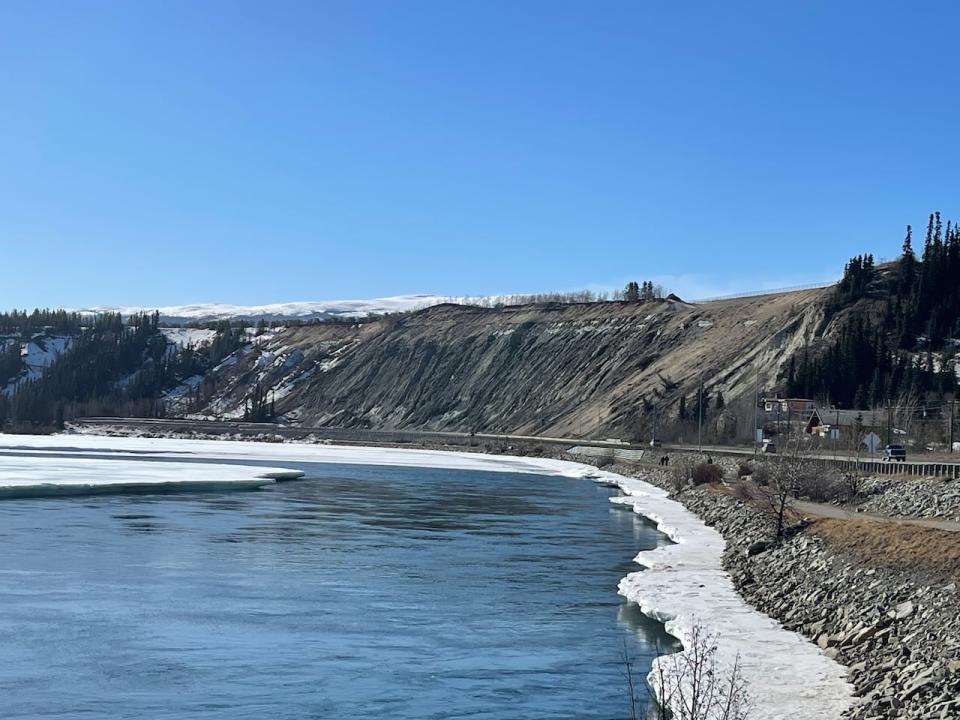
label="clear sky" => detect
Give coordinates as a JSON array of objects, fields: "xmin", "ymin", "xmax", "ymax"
[{"xmin": 1, "ymin": 1, "xmax": 958, "ymax": 308}]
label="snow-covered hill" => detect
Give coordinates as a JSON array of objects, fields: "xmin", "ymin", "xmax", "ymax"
[
  {"xmin": 75, "ymin": 294, "xmax": 462, "ymax": 324},
  {"xmin": 1, "ymin": 334, "xmax": 73, "ymax": 396}
]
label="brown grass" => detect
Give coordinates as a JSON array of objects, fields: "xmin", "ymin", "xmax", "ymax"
[{"xmin": 811, "ymin": 518, "xmax": 960, "ymax": 578}]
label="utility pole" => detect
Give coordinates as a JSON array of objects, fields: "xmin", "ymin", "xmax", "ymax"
[
  {"xmin": 950, "ymin": 400, "xmax": 955, "ymax": 453},
  {"xmin": 921, "ymin": 404, "xmax": 927, "ymax": 452},
  {"xmin": 886, "ymin": 404, "xmax": 892, "ymax": 446},
  {"xmin": 697, "ymin": 383, "xmax": 704, "ymax": 452},
  {"xmin": 753, "ymin": 366, "xmax": 760, "ymax": 457},
  {"xmin": 834, "ymin": 409, "xmax": 839, "ymax": 462}
]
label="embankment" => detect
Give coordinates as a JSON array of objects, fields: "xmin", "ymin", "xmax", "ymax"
[{"xmin": 626, "ymin": 467, "xmax": 960, "ymax": 719}]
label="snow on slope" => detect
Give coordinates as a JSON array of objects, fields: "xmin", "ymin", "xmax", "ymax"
[
  {"xmin": 1, "ymin": 334, "xmax": 72, "ymax": 396},
  {"xmin": 0, "ymin": 432, "xmax": 856, "ymax": 719},
  {"xmin": 20, "ymin": 335, "xmax": 71, "ymax": 379},
  {"xmin": 160, "ymin": 327, "xmax": 219, "ymax": 347},
  {"xmin": 75, "ymin": 294, "xmax": 461, "ymax": 324}
]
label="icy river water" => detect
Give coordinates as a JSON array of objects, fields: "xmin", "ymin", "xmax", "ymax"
[{"xmin": 0, "ymin": 460, "xmax": 673, "ymax": 719}]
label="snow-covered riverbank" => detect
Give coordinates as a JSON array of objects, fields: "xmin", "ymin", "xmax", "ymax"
[
  {"xmin": 0, "ymin": 434, "xmax": 854, "ymax": 717},
  {"xmin": 610, "ymin": 474, "xmax": 854, "ymax": 719}
]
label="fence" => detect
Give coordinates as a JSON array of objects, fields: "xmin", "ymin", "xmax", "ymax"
[{"xmin": 691, "ymin": 280, "xmax": 837, "ymax": 304}]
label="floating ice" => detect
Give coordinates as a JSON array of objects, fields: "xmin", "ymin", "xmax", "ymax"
[{"xmin": 0, "ymin": 453, "xmax": 302, "ymax": 499}]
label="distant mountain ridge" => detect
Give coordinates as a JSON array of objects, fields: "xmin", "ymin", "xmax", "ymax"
[{"xmin": 71, "ymin": 294, "xmax": 459, "ymax": 324}]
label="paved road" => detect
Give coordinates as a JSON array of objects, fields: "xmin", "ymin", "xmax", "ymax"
[{"xmin": 70, "ymin": 417, "xmax": 960, "ymax": 477}]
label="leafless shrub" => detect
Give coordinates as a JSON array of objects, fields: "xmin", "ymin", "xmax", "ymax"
[
  {"xmin": 728, "ymin": 481, "xmax": 752, "ymax": 503},
  {"xmin": 622, "ymin": 640, "xmax": 642, "ymax": 720},
  {"xmin": 749, "ymin": 462, "xmax": 771, "ymax": 487},
  {"xmin": 647, "ymin": 622, "xmax": 752, "ymax": 720},
  {"xmin": 753, "ymin": 448, "xmax": 812, "ymax": 541},
  {"xmin": 669, "ymin": 455, "xmax": 698, "ymax": 494},
  {"xmin": 461, "ymin": 289, "xmax": 617, "ymax": 308},
  {"xmin": 842, "ymin": 472, "xmax": 865, "ymax": 503},
  {"xmin": 692, "ymin": 463, "xmax": 724, "ymax": 485},
  {"xmin": 795, "ymin": 467, "xmax": 843, "ymax": 503},
  {"xmin": 736, "ymin": 461, "xmax": 752, "ymax": 479}
]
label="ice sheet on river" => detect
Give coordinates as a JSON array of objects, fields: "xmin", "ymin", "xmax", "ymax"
[
  {"xmin": 1, "ymin": 433, "xmax": 854, "ymax": 717},
  {"xmin": 0, "ymin": 453, "xmax": 302, "ymax": 499},
  {"xmin": 0, "ymin": 433, "xmax": 556, "ymax": 474}
]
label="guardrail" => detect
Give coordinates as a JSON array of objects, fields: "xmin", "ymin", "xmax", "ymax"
[
  {"xmin": 691, "ymin": 280, "xmax": 837, "ymax": 304},
  {"xmin": 829, "ymin": 458, "xmax": 960, "ymax": 479}
]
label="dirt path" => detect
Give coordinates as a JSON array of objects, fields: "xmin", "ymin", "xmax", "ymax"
[{"xmin": 791, "ymin": 499, "xmax": 960, "ymax": 533}]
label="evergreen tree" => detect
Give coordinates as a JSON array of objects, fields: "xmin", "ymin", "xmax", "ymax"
[
  {"xmin": 898, "ymin": 224, "xmax": 916, "ymax": 292},
  {"xmin": 790, "ymin": 211, "xmax": 959, "ymax": 409}
]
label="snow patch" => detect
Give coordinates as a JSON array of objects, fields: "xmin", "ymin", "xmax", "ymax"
[
  {"xmin": 161, "ymin": 328, "xmax": 218, "ymax": 347},
  {"xmin": 1, "ymin": 334, "xmax": 72, "ymax": 395},
  {"xmin": 72, "ymin": 295, "xmax": 464, "ymax": 324}
]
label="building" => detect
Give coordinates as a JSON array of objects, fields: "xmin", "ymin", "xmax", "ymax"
[
  {"xmin": 759, "ymin": 397, "xmax": 818, "ymax": 440},
  {"xmin": 805, "ymin": 408, "xmax": 898, "ymax": 441},
  {"xmin": 762, "ymin": 397, "xmax": 816, "ymax": 415}
]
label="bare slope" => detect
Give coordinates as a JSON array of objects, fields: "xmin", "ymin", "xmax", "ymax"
[{"xmin": 196, "ymin": 287, "xmax": 831, "ymax": 438}]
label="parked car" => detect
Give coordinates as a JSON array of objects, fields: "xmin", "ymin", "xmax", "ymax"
[
  {"xmin": 649, "ymin": 439, "xmax": 662, "ymax": 448},
  {"xmin": 762, "ymin": 440, "xmax": 776, "ymax": 454},
  {"xmin": 882, "ymin": 444, "xmax": 907, "ymax": 462}
]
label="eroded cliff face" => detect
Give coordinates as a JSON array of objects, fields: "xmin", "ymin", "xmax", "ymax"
[{"xmin": 194, "ymin": 288, "xmax": 831, "ymax": 437}]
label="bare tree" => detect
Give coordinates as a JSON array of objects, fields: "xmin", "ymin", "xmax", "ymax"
[
  {"xmin": 622, "ymin": 640, "xmax": 641, "ymax": 720},
  {"xmin": 794, "ymin": 465, "xmax": 843, "ymax": 503},
  {"xmin": 753, "ymin": 443, "xmax": 813, "ymax": 541},
  {"xmin": 668, "ymin": 455, "xmax": 699, "ymax": 494},
  {"xmin": 841, "ymin": 472, "xmax": 864, "ymax": 503},
  {"xmin": 647, "ymin": 622, "xmax": 751, "ymax": 720}
]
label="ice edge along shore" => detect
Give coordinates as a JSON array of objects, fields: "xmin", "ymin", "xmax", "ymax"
[
  {"xmin": 0, "ymin": 434, "xmax": 854, "ymax": 718},
  {"xmin": 0, "ymin": 451, "xmax": 303, "ymax": 499}
]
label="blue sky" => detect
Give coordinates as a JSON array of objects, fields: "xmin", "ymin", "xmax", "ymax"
[{"xmin": 1, "ymin": 1, "xmax": 958, "ymax": 308}]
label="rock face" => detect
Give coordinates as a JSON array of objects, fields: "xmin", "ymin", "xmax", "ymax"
[
  {"xmin": 198, "ymin": 289, "xmax": 829, "ymax": 437},
  {"xmin": 632, "ymin": 474, "xmax": 960, "ymax": 720}
]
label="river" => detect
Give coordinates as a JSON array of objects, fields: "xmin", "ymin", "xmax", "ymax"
[{"xmin": 0, "ymin": 460, "xmax": 674, "ymax": 719}]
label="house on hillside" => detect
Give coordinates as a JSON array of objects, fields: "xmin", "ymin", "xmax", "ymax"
[
  {"xmin": 762, "ymin": 397, "xmax": 816, "ymax": 415},
  {"xmin": 761, "ymin": 397, "xmax": 817, "ymax": 437},
  {"xmin": 805, "ymin": 408, "xmax": 898, "ymax": 441}
]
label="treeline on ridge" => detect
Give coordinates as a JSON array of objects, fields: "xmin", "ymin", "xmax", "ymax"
[{"xmin": 787, "ymin": 212, "xmax": 960, "ymax": 409}]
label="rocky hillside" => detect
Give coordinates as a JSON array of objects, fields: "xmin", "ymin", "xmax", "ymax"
[
  {"xmin": 185, "ymin": 287, "xmax": 833, "ymax": 438},
  {"xmin": 668, "ymin": 482, "xmax": 959, "ymax": 720}
]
